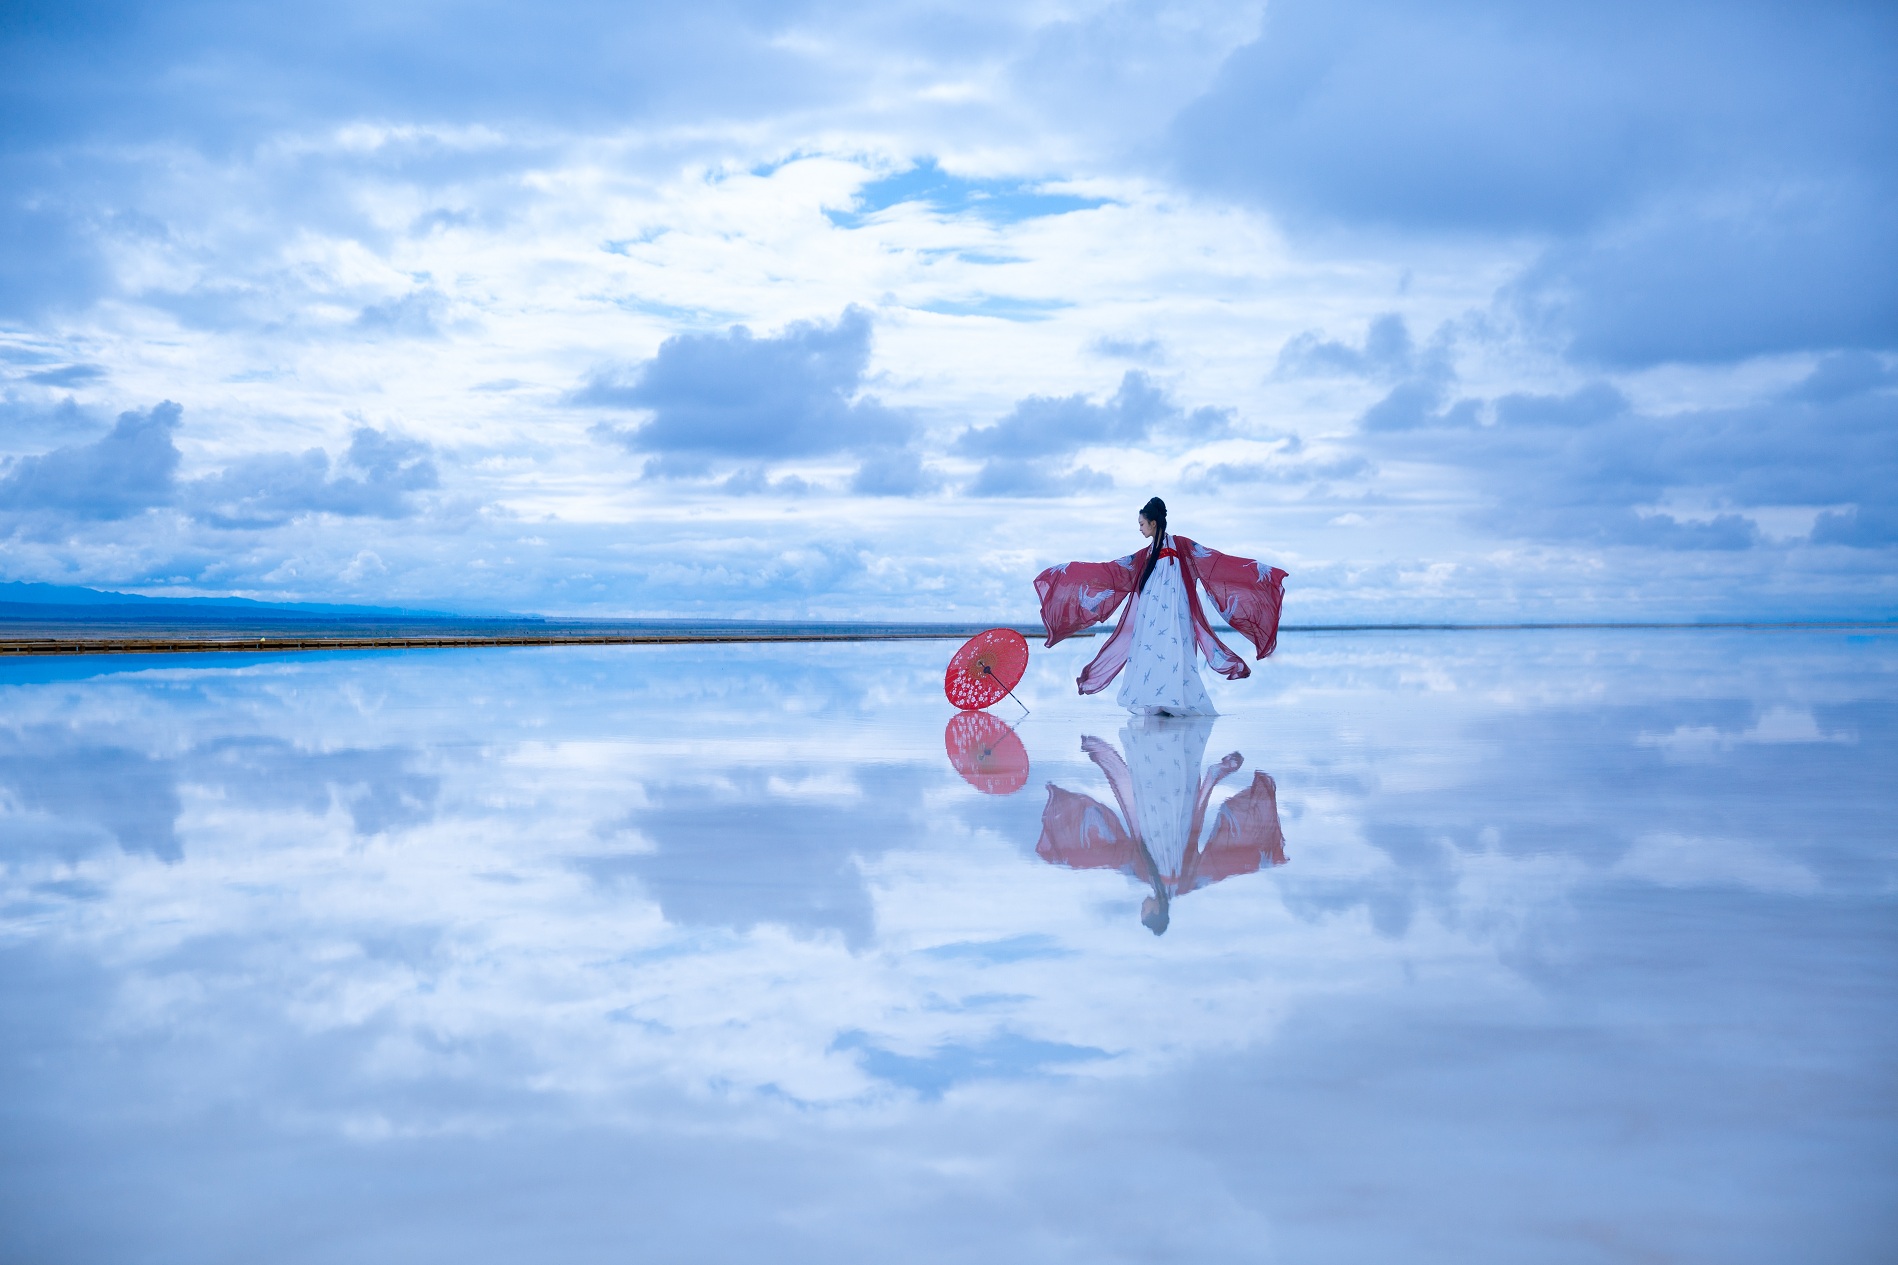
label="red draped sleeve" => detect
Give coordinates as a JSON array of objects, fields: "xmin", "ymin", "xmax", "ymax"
[
  {"xmin": 1183, "ymin": 772, "xmax": 1287, "ymax": 891},
  {"xmin": 1033, "ymin": 554, "xmax": 1140, "ymax": 648},
  {"xmin": 1179, "ymin": 539, "xmax": 1289, "ymax": 660},
  {"xmin": 1035, "ymin": 785, "xmax": 1142, "ymax": 878}
]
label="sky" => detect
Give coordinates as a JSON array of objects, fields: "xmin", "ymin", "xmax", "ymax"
[{"xmin": 0, "ymin": 0, "xmax": 1893, "ymax": 621}]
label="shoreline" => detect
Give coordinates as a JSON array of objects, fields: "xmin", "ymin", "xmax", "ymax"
[
  {"xmin": 0, "ymin": 620, "xmax": 1890, "ymax": 657},
  {"xmin": 0, "ymin": 628, "xmax": 1032, "ymax": 657}
]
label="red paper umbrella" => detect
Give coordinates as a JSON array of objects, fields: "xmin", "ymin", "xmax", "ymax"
[
  {"xmin": 944, "ymin": 711, "xmax": 1031, "ymax": 796},
  {"xmin": 944, "ymin": 627, "xmax": 1030, "ymax": 711}
]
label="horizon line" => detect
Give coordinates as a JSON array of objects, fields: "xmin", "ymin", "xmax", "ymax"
[{"xmin": 1, "ymin": 618, "xmax": 1892, "ymax": 659}]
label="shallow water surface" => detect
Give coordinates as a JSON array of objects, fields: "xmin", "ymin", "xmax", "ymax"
[{"xmin": 1, "ymin": 630, "xmax": 1893, "ymax": 1262}]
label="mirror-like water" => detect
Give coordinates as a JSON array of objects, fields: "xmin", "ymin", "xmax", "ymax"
[{"xmin": 2, "ymin": 630, "xmax": 1893, "ymax": 1262}]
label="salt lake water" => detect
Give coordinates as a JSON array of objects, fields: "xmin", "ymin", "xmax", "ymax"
[{"xmin": 1, "ymin": 629, "xmax": 1893, "ymax": 1262}]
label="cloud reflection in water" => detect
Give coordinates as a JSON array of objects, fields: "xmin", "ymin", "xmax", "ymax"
[{"xmin": 0, "ymin": 634, "xmax": 1891, "ymax": 1262}]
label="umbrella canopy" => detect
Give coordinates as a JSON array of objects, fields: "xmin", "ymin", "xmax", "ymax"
[
  {"xmin": 943, "ymin": 711, "xmax": 1030, "ymax": 796},
  {"xmin": 943, "ymin": 627, "xmax": 1029, "ymax": 711}
]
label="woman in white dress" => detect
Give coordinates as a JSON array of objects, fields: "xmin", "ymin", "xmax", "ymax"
[
  {"xmin": 1035, "ymin": 496, "xmax": 1289, "ymax": 713},
  {"xmin": 1117, "ymin": 499, "xmax": 1215, "ymax": 715}
]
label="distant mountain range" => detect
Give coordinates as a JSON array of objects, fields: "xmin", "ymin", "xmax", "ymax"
[
  {"xmin": 0, "ymin": 581, "xmax": 457, "ymax": 620},
  {"xmin": 0, "ymin": 583, "xmax": 1043, "ymax": 639}
]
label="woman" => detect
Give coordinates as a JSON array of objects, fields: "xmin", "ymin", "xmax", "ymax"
[{"xmin": 1034, "ymin": 497, "xmax": 1287, "ymax": 714}]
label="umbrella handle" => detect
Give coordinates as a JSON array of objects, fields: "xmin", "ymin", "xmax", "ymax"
[{"xmin": 979, "ymin": 663, "xmax": 1031, "ymax": 716}]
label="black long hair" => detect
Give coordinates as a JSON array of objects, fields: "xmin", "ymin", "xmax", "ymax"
[{"xmin": 1135, "ymin": 496, "xmax": 1168, "ymax": 593}]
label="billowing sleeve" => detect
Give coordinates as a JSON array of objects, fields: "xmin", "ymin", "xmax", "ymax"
[
  {"xmin": 1189, "ymin": 543, "xmax": 1289, "ymax": 659},
  {"xmin": 1036, "ymin": 785, "xmax": 1139, "ymax": 876},
  {"xmin": 1033, "ymin": 555, "xmax": 1139, "ymax": 648},
  {"xmin": 1192, "ymin": 772, "xmax": 1287, "ymax": 886}
]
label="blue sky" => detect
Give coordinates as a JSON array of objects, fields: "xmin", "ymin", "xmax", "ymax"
[{"xmin": 1, "ymin": 0, "xmax": 1893, "ymax": 620}]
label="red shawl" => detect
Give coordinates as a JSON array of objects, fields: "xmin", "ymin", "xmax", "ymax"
[{"xmin": 1033, "ymin": 534, "xmax": 1288, "ymax": 695}]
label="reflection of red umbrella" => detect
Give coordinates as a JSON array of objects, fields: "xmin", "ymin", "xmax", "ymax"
[
  {"xmin": 944, "ymin": 627, "xmax": 1030, "ymax": 711},
  {"xmin": 944, "ymin": 711, "xmax": 1031, "ymax": 795}
]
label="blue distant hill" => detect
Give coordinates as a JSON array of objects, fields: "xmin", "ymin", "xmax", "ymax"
[
  {"xmin": 0, "ymin": 581, "xmax": 456, "ymax": 619},
  {"xmin": 0, "ymin": 582, "xmax": 1054, "ymax": 642}
]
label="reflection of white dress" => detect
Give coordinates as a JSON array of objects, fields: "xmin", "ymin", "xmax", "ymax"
[
  {"xmin": 1115, "ymin": 536, "xmax": 1216, "ymax": 716},
  {"xmin": 1121, "ymin": 713, "xmax": 1215, "ymax": 878}
]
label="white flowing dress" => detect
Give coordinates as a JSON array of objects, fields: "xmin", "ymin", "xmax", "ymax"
[{"xmin": 1116, "ymin": 535, "xmax": 1216, "ymax": 716}]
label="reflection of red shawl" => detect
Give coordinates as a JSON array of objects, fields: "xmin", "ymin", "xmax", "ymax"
[
  {"xmin": 1035, "ymin": 743, "xmax": 1287, "ymax": 897},
  {"xmin": 1193, "ymin": 773, "xmax": 1288, "ymax": 886},
  {"xmin": 1034, "ymin": 535, "xmax": 1288, "ymax": 694}
]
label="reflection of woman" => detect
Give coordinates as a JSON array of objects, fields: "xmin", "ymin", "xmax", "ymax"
[
  {"xmin": 1037, "ymin": 716, "xmax": 1287, "ymax": 935},
  {"xmin": 1035, "ymin": 497, "xmax": 1288, "ymax": 715}
]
